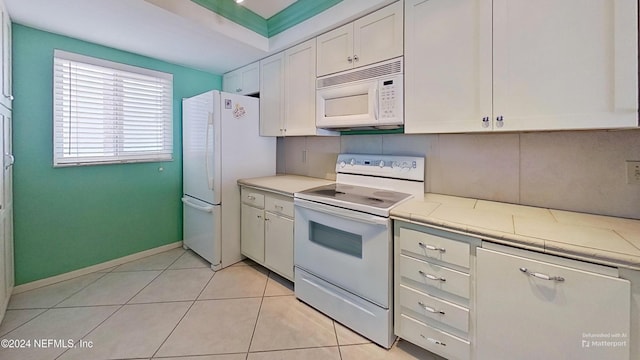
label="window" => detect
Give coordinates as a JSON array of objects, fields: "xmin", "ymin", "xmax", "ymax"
[{"xmin": 53, "ymin": 50, "xmax": 173, "ymax": 167}]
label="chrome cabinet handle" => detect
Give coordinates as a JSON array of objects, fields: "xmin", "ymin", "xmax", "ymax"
[
  {"xmin": 275, "ymin": 205, "xmax": 284, "ymax": 211},
  {"xmin": 496, "ymin": 115, "xmax": 504, "ymax": 128},
  {"xmin": 481, "ymin": 116, "xmax": 490, "ymax": 128},
  {"xmin": 420, "ymin": 334, "xmax": 446, "ymax": 346},
  {"xmin": 347, "ymin": 56, "xmax": 353, "ymax": 63},
  {"xmin": 353, "ymin": 54, "xmax": 359, "ymax": 62},
  {"xmin": 418, "ymin": 301, "xmax": 445, "ymax": 315},
  {"xmin": 418, "ymin": 242, "xmax": 446, "ymax": 253},
  {"xmin": 520, "ymin": 267, "xmax": 565, "ymax": 282},
  {"xmin": 418, "ymin": 270, "xmax": 446, "ymax": 282},
  {"xmin": 247, "ymin": 195, "xmax": 256, "ymax": 200}
]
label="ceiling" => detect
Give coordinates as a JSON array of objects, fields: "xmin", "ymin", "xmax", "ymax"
[{"xmin": 4, "ymin": 0, "xmax": 392, "ymax": 74}]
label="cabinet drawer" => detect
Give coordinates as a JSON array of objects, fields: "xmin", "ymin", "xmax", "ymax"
[
  {"xmin": 265, "ymin": 195, "xmax": 293, "ymax": 217},
  {"xmin": 241, "ymin": 188, "xmax": 264, "ymax": 208},
  {"xmin": 398, "ymin": 314, "xmax": 470, "ymax": 360},
  {"xmin": 399, "ymin": 285, "xmax": 469, "ymax": 334},
  {"xmin": 399, "ymin": 255, "xmax": 470, "ymax": 299},
  {"xmin": 400, "ymin": 228, "xmax": 470, "ymax": 269}
]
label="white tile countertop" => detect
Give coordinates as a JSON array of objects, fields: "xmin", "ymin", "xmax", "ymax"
[
  {"xmin": 237, "ymin": 174, "xmax": 334, "ymax": 197},
  {"xmin": 391, "ymin": 193, "xmax": 640, "ymax": 270}
]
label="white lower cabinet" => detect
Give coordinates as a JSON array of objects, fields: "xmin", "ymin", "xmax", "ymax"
[
  {"xmin": 476, "ymin": 245, "xmax": 631, "ymax": 360},
  {"xmin": 394, "ymin": 221, "xmax": 480, "ymax": 360},
  {"xmin": 240, "ymin": 186, "xmax": 295, "ymax": 281}
]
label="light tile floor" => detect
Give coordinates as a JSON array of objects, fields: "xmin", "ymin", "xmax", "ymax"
[{"xmin": 0, "ymin": 248, "xmax": 444, "ymax": 360}]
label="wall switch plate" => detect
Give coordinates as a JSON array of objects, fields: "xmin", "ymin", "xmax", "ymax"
[{"xmin": 626, "ymin": 161, "xmax": 640, "ymax": 184}]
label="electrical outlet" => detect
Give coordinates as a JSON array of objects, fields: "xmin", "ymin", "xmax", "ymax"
[{"xmin": 626, "ymin": 161, "xmax": 640, "ymax": 185}]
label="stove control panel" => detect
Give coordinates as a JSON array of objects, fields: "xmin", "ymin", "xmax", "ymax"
[{"xmin": 336, "ymin": 154, "xmax": 425, "ymax": 181}]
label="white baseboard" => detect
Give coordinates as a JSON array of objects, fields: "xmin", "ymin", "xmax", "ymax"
[{"xmin": 13, "ymin": 242, "xmax": 183, "ymax": 294}]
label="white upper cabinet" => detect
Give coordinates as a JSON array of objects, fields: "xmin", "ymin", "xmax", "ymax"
[
  {"xmin": 223, "ymin": 61, "xmax": 259, "ymax": 95},
  {"xmin": 259, "ymin": 52, "xmax": 285, "ymax": 137},
  {"xmin": 317, "ymin": 1, "xmax": 403, "ymax": 77},
  {"xmin": 405, "ymin": 0, "xmax": 638, "ymax": 133}
]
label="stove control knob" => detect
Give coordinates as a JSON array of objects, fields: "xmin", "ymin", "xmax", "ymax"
[
  {"xmin": 349, "ymin": 158, "xmax": 356, "ymax": 166},
  {"xmin": 339, "ymin": 161, "xmax": 346, "ymax": 168},
  {"xmin": 378, "ymin": 160, "xmax": 385, "ymax": 168}
]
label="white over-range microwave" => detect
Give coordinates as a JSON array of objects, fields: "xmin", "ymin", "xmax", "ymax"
[{"xmin": 316, "ymin": 57, "xmax": 403, "ymax": 130}]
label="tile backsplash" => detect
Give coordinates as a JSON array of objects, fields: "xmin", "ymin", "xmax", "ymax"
[{"xmin": 277, "ymin": 129, "xmax": 640, "ymax": 219}]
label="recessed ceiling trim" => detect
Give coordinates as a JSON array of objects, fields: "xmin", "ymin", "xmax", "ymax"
[
  {"xmin": 190, "ymin": 0, "xmax": 342, "ymax": 38},
  {"xmin": 191, "ymin": 0, "xmax": 268, "ymax": 37},
  {"xmin": 267, "ymin": 0, "xmax": 342, "ymax": 37}
]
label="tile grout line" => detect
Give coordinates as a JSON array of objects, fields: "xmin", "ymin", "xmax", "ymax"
[
  {"xmin": 149, "ymin": 260, "xmax": 217, "ymax": 359},
  {"xmin": 332, "ymin": 320, "xmax": 345, "ymax": 360},
  {"xmin": 243, "ymin": 269, "xmax": 270, "ymax": 357}
]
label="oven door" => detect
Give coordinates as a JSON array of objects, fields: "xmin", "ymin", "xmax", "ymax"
[{"xmin": 294, "ymin": 198, "xmax": 391, "ymax": 308}]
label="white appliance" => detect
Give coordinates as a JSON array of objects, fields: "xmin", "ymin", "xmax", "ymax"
[
  {"xmin": 316, "ymin": 57, "xmax": 403, "ymax": 130},
  {"xmin": 182, "ymin": 90, "xmax": 275, "ymax": 270},
  {"xmin": 294, "ymin": 154, "xmax": 425, "ymax": 348}
]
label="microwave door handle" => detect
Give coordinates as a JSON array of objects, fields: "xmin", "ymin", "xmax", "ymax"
[{"xmin": 374, "ymin": 85, "xmax": 380, "ymax": 120}]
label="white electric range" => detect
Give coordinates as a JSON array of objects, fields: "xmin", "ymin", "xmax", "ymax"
[{"xmin": 294, "ymin": 154, "xmax": 425, "ymax": 349}]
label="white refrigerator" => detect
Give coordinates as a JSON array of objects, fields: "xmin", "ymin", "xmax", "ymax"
[{"xmin": 182, "ymin": 90, "xmax": 275, "ymax": 269}]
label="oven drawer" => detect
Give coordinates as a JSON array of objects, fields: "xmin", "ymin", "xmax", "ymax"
[
  {"xmin": 265, "ymin": 194, "xmax": 294, "ymax": 217},
  {"xmin": 398, "ymin": 314, "xmax": 470, "ymax": 360},
  {"xmin": 399, "ymin": 228, "xmax": 470, "ymax": 269},
  {"xmin": 241, "ymin": 188, "xmax": 265, "ymax": 208},
  {"xmin": 399, "ymin": 255, "xmax": 470, "ymax": 299},
  {"xmin": 398, "ymin": 285, "xmax": 469, "ymax": 334}
]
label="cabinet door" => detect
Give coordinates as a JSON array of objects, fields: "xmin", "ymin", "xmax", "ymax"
[
  {"xmin": 476, "ymin": 248, "xmax": 630, "ymax": 360},
  {"xmin": 316, "ymin": 23, "xmax": 353, "ymax": 77},
  {"xmin": 222, "ymin": 70, "xmax": 240, "ymax": 94},
  {"xmin": 260, "ymin": 53, "xmax": 285, "ymax": 136},
  {"xmin": 264, "ymin": 212, "xmax": 294, "ymax": 280},
  {"xmin": 240, "ymin": 204, "xmax": 265, "ymax": 263},
  {"xmin": 239, "ymin": 61, "xmax": 259, "ymax": 95},
  {"xmin": 353, "ymin": 1, "xmax": 403, "ymax": 69},
  {"xmin": 492, "ymin": 0, "xmax": 638, "ymax": 131},
  {"xmin": 284, "ymin": 39, "xmax": 317, "ymax": 136},
  {"xmin": 404, "ymin": 0, "xmax": 492, "ymax": 134}
]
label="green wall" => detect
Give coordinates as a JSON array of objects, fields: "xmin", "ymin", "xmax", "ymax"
[{"xmin": 12, "ymin": 24, "xmax": 222, "ymax": 285}]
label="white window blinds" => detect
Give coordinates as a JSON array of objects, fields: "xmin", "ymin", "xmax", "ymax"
[{"xmin": 53, "ymin": 50, "xmax": 173, "ymax": 167}]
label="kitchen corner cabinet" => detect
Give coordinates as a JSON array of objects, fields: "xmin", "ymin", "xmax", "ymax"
[
  {"xmin": 260, "ymin": 39, "xmax": 336, "ymax": 137},
  {"xmin": 240, "ymin": 187, "xmax": 294, "ymax": 281},
  {"xmin": 404, "ymin": 0, "xmax": 638, "ymax": 134},
  {"xmin": 222, "ymin": 61, "xmax": 259, "ymax": 95},
  {"xmin": 477, "ymin": 245, "xmax": 631, "ymax": 360},
  {"xmin": 394, "ymin": 221, "xmax": 480, "ymax": 360},
  {"xmin": 316, "ymin": 1, "xmax": 403, "ymax": 77}
]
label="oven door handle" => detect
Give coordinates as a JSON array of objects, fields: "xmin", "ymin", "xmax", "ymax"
[{"xmin": 294, "ymin": 198, "xmax": 389, "ymax": 226}]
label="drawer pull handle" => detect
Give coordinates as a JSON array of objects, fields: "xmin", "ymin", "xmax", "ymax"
[
  {"xmin": 421, "ymin": 334, "xmax": 446, "ymax": 346},
  {"xmin": 418, "ymin": 270, "xmax": 446, "ymax": 282},
  {"xmin": 519, "ymin": 267, "xmax": 565, "ymax": 282},
  {"xmin": 275, "ymin": 205, "xmax": 284, "ymax": 211},
  {"xmin": 247, "ymin": 195, "xmax": 256, "ymax": 200},
  {"xmin": 418, "ymin": 301, "xmax": 445, "ymax": 315},
  {"xmin": 418, "ymin": 242, "xmax": 446, "ymax": 253}
]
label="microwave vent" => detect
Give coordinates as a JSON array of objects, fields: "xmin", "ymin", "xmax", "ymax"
[{"xmin": 317, "ymin": 58, "xmax": 403, "ymax": 88}]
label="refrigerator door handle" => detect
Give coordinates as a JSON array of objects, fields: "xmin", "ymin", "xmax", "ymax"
[
  {"xmin": 205, "ymin": 112, "xmax": 214, "ymax": 190},
  {"xmin": 181, "ymin": 197, "xmax": 214, "ymax": 213}
]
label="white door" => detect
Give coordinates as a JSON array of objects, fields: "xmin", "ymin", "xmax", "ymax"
[
  {"xmin": 284, "ymin": 39, "xmax": 317, "ymax": 136},
  {"xmin": 182, "ymin": 92, "xmax": 216, "ymax": 204},
  {"xmin": 182, "ymin": 196, "xmax": 221, "ymax": 266},
  {"xmin": 265, "ymin": 212, "xmax": 293, "ymax": 280},
  {"xmin": 476, "ymin": 248, "xmax": 630, "ymax": 360},
  {"xmin": 353, "ymin": 0, "xmax": 403, "ymax": 69},
  {"xmin": 294, "ymin": 199, "xmax": 391, "ymax": 307},
  {"xmin": 316, "ymin": 23, "xmax": 353, "ymax": 77},
  {"xmin": 492, "ymin": 0, "xmax": 638, "ymax": 131},
  {"xmin": 404, "ymin": 0, "xmax": 492, "ymax": 133},
  {"xmin": 240, "ymin": 204, "xmax": 264, "ymax": 263},
  {"xmin": 259, "ymin": 52, "xmax": 285, "ymax": 136}
]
